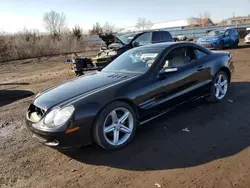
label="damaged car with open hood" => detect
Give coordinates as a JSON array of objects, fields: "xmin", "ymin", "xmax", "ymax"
[
  {"xmin": 68, "ymin": 31, "xmax": 173, "ymax": 76},
  {"xmin": 93, "ymin": 31, "xmax": 173, "ymax": 67}
]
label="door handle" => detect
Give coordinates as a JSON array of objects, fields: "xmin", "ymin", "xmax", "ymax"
[{"xmin": 197, "ymin": 66, "xmax": 204, "ymax": 71}]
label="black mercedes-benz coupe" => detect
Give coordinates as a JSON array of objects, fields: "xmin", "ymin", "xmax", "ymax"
[{"xmin": 26, "ymin": 42, "xmax": 234, "ymax": 150}]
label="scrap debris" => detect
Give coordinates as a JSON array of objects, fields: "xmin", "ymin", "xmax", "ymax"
[{"xmin": 155, "ymin": 183, "xmax": 162, "ymax": 187}]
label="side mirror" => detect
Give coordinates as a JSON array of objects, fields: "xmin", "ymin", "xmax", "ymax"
[{"xmin": 159, "ymin": 67, "xmax": 178, "ymax": 77}]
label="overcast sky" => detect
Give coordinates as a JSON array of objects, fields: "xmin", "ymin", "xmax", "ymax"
[{"xmin": 0, "ymin": 0, "xmax": 249, "ymax": 33}]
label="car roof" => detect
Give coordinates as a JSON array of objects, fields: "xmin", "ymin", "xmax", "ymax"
[{"xmin": 134, "ymin": 42, "xmax": 212, "ymax": 54}]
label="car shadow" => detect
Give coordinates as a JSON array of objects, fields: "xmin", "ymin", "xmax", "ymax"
[
  {"xmin": 0, "ymin": 82, "xmax": 29, "ymax": 86},
  {"xmin": 62, "ymin": 82, "xmax": 250, "ymax": 171},
  {"xmin": 0, "ymin": 90, "xmax": 34, "ymax": 107}
]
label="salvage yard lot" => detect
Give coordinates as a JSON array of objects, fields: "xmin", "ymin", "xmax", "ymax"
[{"xmin": 1, "ymin": 42, "xmax": 250, "ymax": 188}]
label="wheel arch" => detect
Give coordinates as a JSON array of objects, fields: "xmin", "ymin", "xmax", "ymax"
[
  {"xmin": 90, "ymin": 98, "xmax": 140, "ymax": 146},
  {"xmin": 218, "ymin": 67, "xmax": 231, "ymax": 83},
  {"xmin": 90, "ymin": 98, "xmax": 140, "ymax": 137}
]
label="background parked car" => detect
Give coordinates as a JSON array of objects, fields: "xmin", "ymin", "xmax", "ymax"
[
  {"xmin": 93, "ymin": 31, "xmax": 173, "ymax": 66},
  {"xmin": 176, "ymin": 35, "xmax": 187, "ymax": 41},
  {"xmin": 244, "ymin": 28, "xmax": 250, "ymax": 44},
  {"xmin": 197, "ymin": 28, "xmax": 239, "ymax": 50}
]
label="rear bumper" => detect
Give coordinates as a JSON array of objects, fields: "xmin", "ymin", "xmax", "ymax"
[{"xmin": 25, "ymin": 118, "xmax": 93, "ymax": 150}]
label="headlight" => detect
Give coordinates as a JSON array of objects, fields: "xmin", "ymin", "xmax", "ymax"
[
  {"xmin": 44, "ymin": 109, "xmax": 59, "ymax": 125},
  {"xmin": 43, "ymin": 106, "xmax": 74, "ymax": 128}
]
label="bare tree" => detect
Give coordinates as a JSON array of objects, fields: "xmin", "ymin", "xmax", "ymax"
[
  {"xmin": 135, "ymin": 18, "xmax": 153, "ymax": 31},
  {"xmin": 72, "ymin": 25, "xmax": 83, "ymax": 41},
  {"xmin": 89, "ymin": 22, "xmax": 103, "ymax": 35},
  {"xmin": 102, "ymin": 22, "xmax": 116, "ymax": 34},
  {"xmin": 43, "ymin": 10, "xmax": 67, "ymax": 39}
]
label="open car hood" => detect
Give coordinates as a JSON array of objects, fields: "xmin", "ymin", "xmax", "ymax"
[{"xmin": 99, "ymin": 34, "xmax": 124, "ymax": 46}]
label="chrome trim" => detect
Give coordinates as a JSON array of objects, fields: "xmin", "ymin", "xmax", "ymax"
[{"xmin": 140, "ymin": 96, "xmax": 198, "ymax": 125}]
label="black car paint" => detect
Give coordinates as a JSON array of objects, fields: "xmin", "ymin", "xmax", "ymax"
[{"xmin": 26, "ymin": 42, "xmax": 233, "ymax": 149}]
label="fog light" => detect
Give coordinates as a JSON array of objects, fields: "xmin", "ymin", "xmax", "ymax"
[{"xmin": 45, "ymin": 140, "xmax": 59, "ymax": 146}]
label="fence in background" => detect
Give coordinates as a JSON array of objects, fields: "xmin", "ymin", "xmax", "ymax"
[
  {"xmin": 88, "ymin": 23, "xmax": 250, "ymax": 44},
  {"xmin": 161, "ymin": 23, "xmax": 250, "ymax": 39}
]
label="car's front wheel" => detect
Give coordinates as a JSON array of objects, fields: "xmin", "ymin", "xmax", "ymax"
[
  {"xmin": 208, "ymin": 71, "xmax": 229, "ymax": 102},
  {"xmin": 93, "ymin": 101, "xmax": 137, "ymax": 150}
]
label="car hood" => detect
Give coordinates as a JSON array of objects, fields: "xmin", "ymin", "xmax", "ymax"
[
  {"xmin": 199, "ymin": 36, "xmax": 221, "ymax": 42},
  {"xmin": 99, "ymin": 34, "xmax": 124, "ymax": 47},
  {"xmin": 34, "ymin": 71, "xmax": 136, "ymax": 110}
]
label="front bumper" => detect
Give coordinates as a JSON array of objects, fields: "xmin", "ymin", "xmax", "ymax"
[
  {"xmin": 25, "ymin": 118, "xmax": 93, "ymax": 150},
  {"xmin": 197, "ymin": 41, "xmax": 218, "ymax": 49}
]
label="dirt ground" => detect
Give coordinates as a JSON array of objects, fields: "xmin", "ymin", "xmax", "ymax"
[{"xmin": 1, "ymin": 43, "xmax": 250, "ymax": 188}]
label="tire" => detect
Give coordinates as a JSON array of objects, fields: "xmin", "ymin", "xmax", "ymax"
[
  {"xmin": 92, "ymin": 101, "xmax": 137, "ymax": 150},
  {"xmin": 207, "ymin": 71, "xmax": 229, "ymax": 102},
  {"xmin": 217, "ymin": 41, "xmax": 224, "ymax": 50},
  {"xmin": 233, "ymin": 40, "xmax": 239, "ymax": 48}
]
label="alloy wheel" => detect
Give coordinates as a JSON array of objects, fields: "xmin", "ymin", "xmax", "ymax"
[
  {"xmin": 103, "ymin": 108, "xmax": 134, "ymax": 146},
  {"xmin": 214, "ymin": 74, "xmax": 228, "ymax": 100}
]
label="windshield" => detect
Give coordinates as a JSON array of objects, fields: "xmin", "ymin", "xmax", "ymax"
[
  {"xmin": 102, "ymin": 48, "xmax": 163, "ymax": 74},
  {"xmin": 207, "ymin": 30, "xmax": 225, "ymax": 37},
  {"xmin": 117, "ymin": 33, "xmax": 137, "ymax": 44}
]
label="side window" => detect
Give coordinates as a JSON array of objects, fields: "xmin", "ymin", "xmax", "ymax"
[
  {"xmin": 194, "ymin": 49, "xmax": 208, "ymax": 59},
  {"xmin": 225, "ymin": 30, "xmax": 230, "ymax": 36},
  {"xmin": 232, "ymin": 29, "xmax": 238, "ymax": 36},
  {"xmin": 161, "ymin": 31, "xmax": 173, "ymax": 42},
  {"xmin": 152, "ymin": 32, "xmax": 162, "ymax": 43},
  {"xmin": 132, "ymin": 33, "xmax": 151, "ymax": 46},
  {"xmin": 163, "ymin": 47, "xmax": 195, "ymax": 68},
  {"xmin": 228, "ymin": 29, "xmax": 234, "ymax": 36}
]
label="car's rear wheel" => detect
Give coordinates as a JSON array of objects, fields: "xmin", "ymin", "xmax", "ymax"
[
  {"xmin": 207, "ymin": 71, "xmax": 229, "ymax": 102},
  {"xmin": 217, "ymin": 41, "xmax": 224, "ymax": 50},
  {"xmin": 233, "ymin": 40, "xmax": 239, "ymax": 48},
  {"xmin": 92, "ymin": 101, "xmax": 137, "ymax": 150}
]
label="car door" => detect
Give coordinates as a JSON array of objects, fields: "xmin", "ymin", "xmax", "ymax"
[
  {"xmin": 223, "ymin": 30, "xmax": 231, "ymax": 47},
  {"xmin": 230, "ymin": 29, "xmax": 238, "ymax": 46},
  {"xmin": 150, "ymin": 46, "xmax": 212, "ymax": 114}
]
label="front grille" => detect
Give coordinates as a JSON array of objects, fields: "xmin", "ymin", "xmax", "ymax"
[{"xmin": 27, "ymin": 104, "xmax": 46, "ymax": 122}]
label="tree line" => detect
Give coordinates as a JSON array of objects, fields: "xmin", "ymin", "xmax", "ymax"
[{"xmin": 42, "ymin": 10, "xmax": 154, "ymax": 39}]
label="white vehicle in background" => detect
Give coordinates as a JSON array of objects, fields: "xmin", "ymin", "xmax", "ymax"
[{"xmin": 244, "ymin": 28, "xmax": 250, "ymax": 44}]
